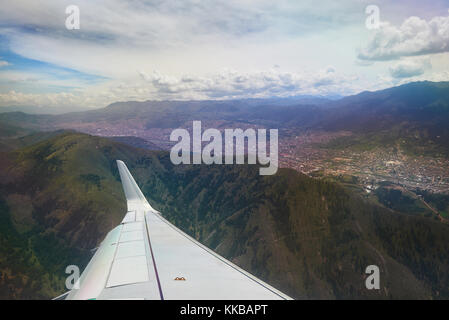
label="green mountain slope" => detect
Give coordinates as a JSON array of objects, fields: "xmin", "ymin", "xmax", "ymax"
[
  {"xmin": 319, "ymin": 81, "xmax": 449, "ymax": 154},
  {"xmin": 0, "ymin": 132, "xmax": 448, "ymax": 299}
]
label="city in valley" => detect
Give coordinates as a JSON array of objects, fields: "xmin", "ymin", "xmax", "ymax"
[
  {"xmin": 52, "ymin": 119, "xmax": 449, "ymax": 197},
  {"xmin": 278, "ymin": 129, "xmax": 449, "ymax": 195}
]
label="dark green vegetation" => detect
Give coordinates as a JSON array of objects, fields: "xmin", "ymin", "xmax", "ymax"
[
  {"xmin": 416, "ymin": 189, "xmax": 449, "ymax": 219},
  {"xmin": 322, "ymin": 177, "xmax": 443, "ymax": 221},
  {"xmin": 1, "ymin": 131, "xmax": 448, "ymax": 299},
  {"xmin": 0, "ymin": 123, "xmax": 36, "ymax": 152},
  {"xmin": 319, "ymin": 81, "xmax": 449, "ymax": 155},
  {"xmin": 108, "ymin": 136, "xmax": 162, "ymax": 151},
  {"xmin": 374, "ymin": 186, "xmax": 430, "ymax": 216}
]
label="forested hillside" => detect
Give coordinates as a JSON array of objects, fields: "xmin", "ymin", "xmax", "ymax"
[{"xmin": 0, "ymin": 132, "xmax": 448, "ymax": 299}]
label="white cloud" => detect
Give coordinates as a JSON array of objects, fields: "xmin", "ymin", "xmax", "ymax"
[
  {"xmin": 0, "ymin": 61, "xmax": 10, "ymax": 67},
  {"xmin": 1, "ymin": 0, "xmax": 449, "ymax": 109},
  {"xmin": 137, "ymin": 67, "xmax": 362, "ymax": 99},
  {"xmin": 359, "ymin": 14, "xmax": 449, "ymax": 60},
  {"xmin": 0, "ymin": 0, "xmax": 369, "ymax": 79},
  {"xmin": 389, "ymin": 58, "xmax": 431, "ymax": 78},
  {"xmin": 0, "ymin": 67, "xmax": 365, "ymax": 108}
]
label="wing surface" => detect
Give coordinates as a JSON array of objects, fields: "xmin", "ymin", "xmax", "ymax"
[{"xmin": 64, "ymin": 160, "xmax": 292, "ymax": 300}]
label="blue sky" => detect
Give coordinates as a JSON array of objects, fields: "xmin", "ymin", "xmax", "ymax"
[
  {"xmin": 0, "ymin": 45, "xmax": 105, "ymax": 94},
  {"xmin": 0, "ymin": 0, "xmax": 449, "ymax": 109}
]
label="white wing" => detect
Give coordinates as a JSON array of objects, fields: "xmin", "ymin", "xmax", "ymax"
[{"xmin": 64, "ymin": 160, "xmax": 292, "ymax": 300}]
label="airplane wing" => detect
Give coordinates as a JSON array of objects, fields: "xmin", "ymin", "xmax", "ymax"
[{"xmin": 62, "ymin": 160, "xmax": 292, "ymax": 300}]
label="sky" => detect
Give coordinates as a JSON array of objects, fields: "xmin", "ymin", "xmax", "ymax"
[{"xmin": 0, "ymin": 0, "xmax": 449, "ymax": 110}]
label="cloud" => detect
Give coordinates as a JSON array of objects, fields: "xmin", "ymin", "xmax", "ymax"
[
  {"xmin": 389, "ymin": 58, "xmax": 431, "ymax": 78},
  {"xmin": 137, "ymin": 67, "xmax": 361, "ymax": 100},
  {"xmin": 0, "ymin": 0, "xmax": 369, "ymax": 80},
  {"xmin": 0, "ymin": 60, "xmax": 10, "ymax": 67},
  {"xmin": 0, "ymin": 66, "xmax": 365, "ymax": 108},
  {"xmin": 0, "ymin": 90, "xmax": 83, "ymax": 107},
  {"xmin": 359, "ymin": 14, "xmax": 449, "ymax": 60},
  {"xmin": 1, "ymin": 0, "xmax": 449, "ymax": 109}
]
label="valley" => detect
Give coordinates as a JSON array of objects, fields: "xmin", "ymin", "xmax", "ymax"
[
  {"xmin": 2, "ymin": 82, "xmax": 447, "ymax": 199},
  {"xmin": 1, "ymin": 81, "xmax": 449, "ymax": 299}
]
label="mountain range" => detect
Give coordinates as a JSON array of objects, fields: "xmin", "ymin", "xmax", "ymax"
[{"xmin": 1, "ymin": 81, "xmax": 448, "ymax": 153}]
